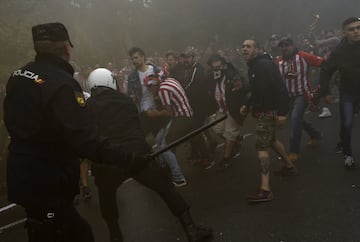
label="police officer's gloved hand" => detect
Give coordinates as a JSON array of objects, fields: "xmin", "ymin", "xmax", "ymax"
[{"xmin": 127, "ymin": 153, "xmax": 154, "ymax": 174}]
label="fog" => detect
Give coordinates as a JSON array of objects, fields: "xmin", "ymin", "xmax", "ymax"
[{"xmin": 0, "ymin": 0, "xmax": 359, "ymax": 74}]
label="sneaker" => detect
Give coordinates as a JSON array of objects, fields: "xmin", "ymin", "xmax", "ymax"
[
  {"xmin": 232, "ymin": 146, "xmax": 241, "ymax": 159},
  {"xmin": 215, "ymin": 142, "xmax": 225, "ymax": 149},
  {"xmin": 203, "ymin": 160, "xmax": 216, "ymax": 170},
  {"xmin": 192, "ymin": 159, "xmax": 215, "ymax": 170},
  {"xmin": 173, "ymin": 179, "xmax": 187, "ymax": 187},
  {"xmin": 344, "ymin": 155, "xmax": 356, "ymax": 170},
  {"xmin": 289, "ymin": 153, "xmax": 299, "ymax": 162},
  {"xmin": 232, "ymin": 151, "xmax": 241, "ymax": 159},
  {"xmin": 336, "ymin": 142, "xmax": 343, "ymax": 154},
  {"xmin": 318, "ymin": 107, "xmax": 332, "ymax": 118},
  {"xmin": 82, "ymin": 186, "xmax": 92, "ymax": 200},
  {"xmin": 274, "ymin": 166, "xmax": 297, "ymax": 176},
  {"xmin": 216, "ymin": 158, "xmax": 232, "ymax": 171},
  {"xmin": 247, "ymin": 189, "xmax": 273, "ymax": 203}
]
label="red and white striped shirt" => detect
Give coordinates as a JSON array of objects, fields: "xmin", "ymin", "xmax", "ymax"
[
  {"xmin": 276, "ymin": 51, "xmax": 324, "ymax": 98},
  {"xmin": 158, "ymin": 78, "xmax": 193, "ymax": 118}
]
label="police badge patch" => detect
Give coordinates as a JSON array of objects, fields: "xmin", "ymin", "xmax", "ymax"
[{"xmin": 74, "ymin": 91, "xmax": 86, "ymax": 107}]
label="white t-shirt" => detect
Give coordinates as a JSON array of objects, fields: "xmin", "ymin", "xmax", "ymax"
[
  {"xmin": 83, "ymin": 91, "xmax": 91, "ymax": 101},
  {"xmin": 138, "ymin": 65, "xmax": 156, "ymax": 112},
  {"xmin": 215, "ymin": 76, "xmax": 226, "ymax": 112}
]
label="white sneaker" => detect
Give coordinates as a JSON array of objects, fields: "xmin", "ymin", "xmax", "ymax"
[
  {"xmin": 318, "ymin": 107, "xmax": 332, "ymax": 118},
  {"xmin": 173, "ymin": 179, "xmax": 187, "ymax": 187},
  {"xmin": 344, "ymin": 155, "xmax": 356, "ymax": 169}
]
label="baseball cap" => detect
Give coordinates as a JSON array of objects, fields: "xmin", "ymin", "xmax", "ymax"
[{"xmin": 32, "ymin": 22, "xmax": 73, "ymax": 47}]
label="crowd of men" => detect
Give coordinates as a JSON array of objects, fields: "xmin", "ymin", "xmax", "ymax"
[
  {"xmin": 1, "ymin": 16, "xmax": 359, "ymax": 242},
  {"xmin": 69, "ymin": 17, "xmax": 360, "ymax": 203}
]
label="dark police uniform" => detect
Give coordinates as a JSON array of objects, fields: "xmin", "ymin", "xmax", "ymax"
[
  {"xmin": 88, "ymin": 87, "xmax": 189, "ymax": 241},
  {"xmin": 4, "ymin": 23, "xmax": 141, "ymax": 242}
]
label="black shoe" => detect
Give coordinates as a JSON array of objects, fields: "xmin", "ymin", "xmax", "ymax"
[
  {"xmin": 179, "ymin": 211, "xmax": 213, "ymax": 242},
  {"xmin": 247, "ymin": 189, "xmax": 274, "ymax": 203},
  {"xmin": 184, "ymin": 224, "xmax": 213, "ymax": 242},
  {"xmin": 110, "ymin": 233, "xmax": 124, "ymax": 242}
]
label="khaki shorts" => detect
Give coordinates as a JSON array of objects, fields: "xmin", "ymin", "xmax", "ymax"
[
  {"xmin": 212, "ymin": 112, "xmax": 241, "ymax": 141},
  {"xmin": 255, "ymin": 115, "xmax": 276, "ymax": 151}
]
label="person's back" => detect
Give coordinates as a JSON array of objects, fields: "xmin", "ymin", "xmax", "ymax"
[
  {"xmin": 86, "ymin": 68, "xmax": 214, "ymax": 242},
  {"xmin": 5, "ymin": 53, "xmax": 86, "ymax": 208},
  {"xmin": 3, "ymin": 23, "xmax": 148, "ymax": 242},
  {"xmin": 87, "ymin": 87, "xmax": 149, "ymax": 153}
]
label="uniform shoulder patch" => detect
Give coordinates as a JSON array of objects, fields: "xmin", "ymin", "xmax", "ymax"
[
  {"xmin": 35, "ymin": 78, "xmax": 45, "ymax": 84},
  {"xmin": 74, "ymin": 91, "xmax": 86, "ymax": 107}
]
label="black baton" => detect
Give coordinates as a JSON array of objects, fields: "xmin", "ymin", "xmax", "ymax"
[{"xmin": 150, "ymin": 114, "xmax": 227, "ymax": 157}]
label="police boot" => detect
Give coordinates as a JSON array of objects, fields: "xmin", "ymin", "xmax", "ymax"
[
  {"xmin": 106, "ymin": 220, "xmax": 123, "ymax": 242},
  {"xmin": 178, "ymin": 210, "xmax": 213, "ymax": 242}
]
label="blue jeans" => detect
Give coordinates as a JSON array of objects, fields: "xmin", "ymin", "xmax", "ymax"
[
  {"xmin": 156, "ymin": 121, "xmax": 185, "ymax": 181},
  {"xmin": 290, "ymin": 96, "xmax": 321, "ymax": 154},
  {"xmin": 339, "ymin": 95, "xmax": 360, "ymax": 156}
]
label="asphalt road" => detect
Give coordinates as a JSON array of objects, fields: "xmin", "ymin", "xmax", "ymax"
[{"xmin": 1, "ymin": 103, "xmax": 360, "ymax": 242}]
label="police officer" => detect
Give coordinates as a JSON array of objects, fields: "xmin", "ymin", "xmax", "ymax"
[
  {"xmin": 86, "ymin": 68, "xmax": 213, "ymax": 242},
  {"xmin": 4, "ymin": 23, "xmax": 150, "ymax": 242}
]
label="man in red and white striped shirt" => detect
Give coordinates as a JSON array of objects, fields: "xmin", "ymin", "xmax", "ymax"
[
  {"xmin": 145, "ymin": 71, "xmax": 194, "ymax": 187},
  {"xmin": 158, "ymin": 78, "xmax": 193, "ymax": 118},
  {"xmin": 276, "ymin": 38, "xmax": 323, "ymax": 162},
  {"xmin": 145, "ymin": 72, "xmax": 194, "ymax": 142}
]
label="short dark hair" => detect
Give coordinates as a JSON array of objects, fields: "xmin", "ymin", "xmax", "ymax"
[
  {"xmin": 128, "ymin": 47, "xmax": 145, "ymax": 57},
  {"xmin": 244, "ymin": 39, "xmax": 261, "ymax": 49},
  {"xmin": 278, "ymin": 37, "xmax": 294, "ymax": 47},
  {"xmin": 342, "ymin": 17, "xmax": 360, "ymax": 29},
  {"xmin": 207, "ymin": 54, "xmax": 226, "ymax": 66}
]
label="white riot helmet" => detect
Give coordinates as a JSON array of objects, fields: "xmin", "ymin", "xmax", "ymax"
[{"xmin": 87, "ymin": 68, "xmax": 117, "ymax": 91}]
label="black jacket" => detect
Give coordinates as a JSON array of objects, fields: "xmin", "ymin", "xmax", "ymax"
[
  {"xmin": 208, "ymin": 63, "xmax": 248, "ymax": 124},
  {"xmin": 320, "ymin": 39, "xmax": 360, "ymax": 97},
  {"xmin": 87, "ymin": 87, "xmax": 150, "ymax": 153},
  {"xmin": 247, "ymin": 54, "xmax": 290, "ymax": 116},
  {"xmin": 87, "ymin": 88, "xmax": 151, "ymax": 179},
  {"xmin": 181, "ymin": 63, "xmax": 211, "ymax": 121},
  {"xmin": 168, "ymin": 63, "xmax": 186, "ymax": 85},
  {"xmin": 4, "ymin": 54, "xmax": 130, "ymax": 208}
]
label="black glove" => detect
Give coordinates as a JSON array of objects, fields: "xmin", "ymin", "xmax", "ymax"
[{"xmin": 127, "ymin": 153, "xmax": 154, "ymax": 174}]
